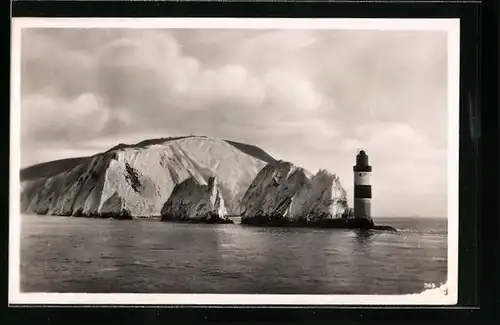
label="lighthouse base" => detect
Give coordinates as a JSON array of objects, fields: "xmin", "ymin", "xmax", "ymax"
[
  {"xmin": 241, "ymin": 216, "xmax": 397, "ymax": 232},
  {"xmin": 241, "ymin": 215, "xmax": 377, "ymax": 229},
  {"xmin": 321, "ymin": 217, "xmax": 374, "ymax": 229}
]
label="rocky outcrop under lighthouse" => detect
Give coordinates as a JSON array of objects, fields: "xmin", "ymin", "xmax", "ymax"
[
  {"xmin": 160, "ymin": 176, "xmax": 232, "ymax": 223},
  {"xmin": 240, "ymin": 161, "xmax": 360, "ymax": 226}
]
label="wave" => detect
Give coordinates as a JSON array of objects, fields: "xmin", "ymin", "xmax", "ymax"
[{"xmin": 407, "ymin": 281, "xmax": 448, "ymax": 297}]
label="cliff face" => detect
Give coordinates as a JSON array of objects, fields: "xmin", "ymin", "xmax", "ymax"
[
  {"xmin": 21, "ymin": 137, "xmax": 270, "ymax": 218},
  {"xmin": 21, "ymin": 153, "xmax": 115, "ymax": 217},
  {"xmin": 160, "ymin": 176, "xmax": 230, "ymax": 223},
  {"xmin": 20, "ymin": 136, "xmax": 358, "ymax": 225},
  {"xmin": 240, "ymin": 161, "xmax": 349, "ymax": 224}
]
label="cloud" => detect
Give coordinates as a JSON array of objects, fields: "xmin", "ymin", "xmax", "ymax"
[
  {"xmin": 174, "ymin": 29, "xmax": 318, "ymax": 72},
  {"xmin": 92, "ymin": 33, "xmax": 324, "ymax": 119},
  {"xmin": 94, "ymin": 32, "xmax": 186, "ymax": 110},
  {"xmin": 18, "ymin": 28, "xmax": 449, "ymax": 217},
  {"xmin": 21, "ymin": 147, "xmax": 101, "ymax": 169},
  {"xmin": 21, "ymin": 30, "xmax": 96, "ymax": 98},
  {"xmin": 20, "ymin": 92, "xmax": 109, "ymax": 168},
  {"xmin": 240, "ymin": 30, "xmax": 317, "ymax": 53},
  {"xmin": 21, "ymin": 29, "xmax": 333, "ymax": 145},
  {"xmin": 340, "ymin": 122, "xmax": 434, "ymax": 156},
  {"xmin": 21, "ymin": 92, "xmax": 109, "ymax": 143},
  {"xmin": 264, "ymin": 70, "xmax": 323, "ymax": 111},
  {"xmin": 338, "ymin": 122, "xmax": 447, "ymax": 183}
]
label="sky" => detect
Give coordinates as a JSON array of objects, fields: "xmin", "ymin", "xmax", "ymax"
[{"xmin": 19, "ymin": 27, "xmax": 449, "ymax": 218}]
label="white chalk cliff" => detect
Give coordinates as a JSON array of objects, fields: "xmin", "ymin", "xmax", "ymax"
[
  {"xmin": 21, "ymin": 136, "xmax": 270, "ymax": 218},
  {"xmin": 161, "ymin": 176, "xmax": 230, "ymax": 222},
  {"xmin": 240, "ymin": 161, "xmax": 348, "ymax": 224},
  {"xmin": 20, "ymin": 136, "xmax": 351, "ymax": 223}
]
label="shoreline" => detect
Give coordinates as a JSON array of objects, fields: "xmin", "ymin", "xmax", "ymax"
[{"xmin": 22, "ymin": 213, "xmax": 397, "ymax": 231}]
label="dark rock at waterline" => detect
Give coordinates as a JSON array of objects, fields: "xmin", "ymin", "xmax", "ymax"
[
  {"xmin": 321, "ymin": 217, "xmax": 375, "ymax": 229},
  {"xmin": 243, "ymin": 215, "xmax": 368, "ymax": 228},
  {"xmin": 72, "ymin": 209, "xmax": 134, "ymax": 220},
  {"xmin": 241, "ymin": 215, "xmax": 397, "ymax": 232},
  {"xmin": 208, "ymin": 218, "xmax": 234, "ymax": 224},
  {"xmin": 161, "ymin": 212, "xmax": 234, "ymax": 224},
  {"xmin": 373, "ymin": 225, "xmax": 398, "ymax": 232}
]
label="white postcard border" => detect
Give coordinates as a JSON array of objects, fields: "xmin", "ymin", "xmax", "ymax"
[{"xmin": 9, "ymin": 17, "xmax": 460, "ymax": 306}]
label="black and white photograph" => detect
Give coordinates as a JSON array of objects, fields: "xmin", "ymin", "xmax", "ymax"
[{"xmin": 10, "ymin": 18, "xmax": 459, "ymax": 305}]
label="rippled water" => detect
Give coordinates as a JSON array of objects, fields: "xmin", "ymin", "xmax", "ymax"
[{"xmin": 20, "ymin": 214, "xmax": 447, "ymax": 295}]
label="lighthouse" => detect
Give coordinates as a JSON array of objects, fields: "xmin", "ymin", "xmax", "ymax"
[{"xmin": 353, "ymin": 150, "xmax": 373, "ymax": 224}]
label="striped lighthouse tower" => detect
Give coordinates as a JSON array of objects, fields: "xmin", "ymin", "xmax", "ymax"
[{"xmin": 353, "ymin": 150, "xmax": 373, "ymax": 224}]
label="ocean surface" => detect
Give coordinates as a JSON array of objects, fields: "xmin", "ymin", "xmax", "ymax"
[{"xmin": 20, "ymin": 214, "xmax": 447, "ymax": 295}]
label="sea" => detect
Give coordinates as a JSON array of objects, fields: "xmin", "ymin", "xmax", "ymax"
[{"xmin": 19, "ymin": 214, "xmax": 447, "ymax": 295}]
